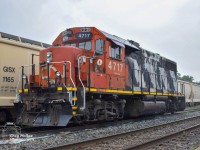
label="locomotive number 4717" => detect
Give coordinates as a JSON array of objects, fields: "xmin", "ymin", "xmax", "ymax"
[{"xmin": 108, "ymin": 61, "xmax": 123, "ymax": 72}]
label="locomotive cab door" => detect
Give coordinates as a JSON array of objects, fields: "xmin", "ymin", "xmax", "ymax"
[
  {"xmin": 105, "ymin": 41, "xmax": 126, "ymax": 90},
  {"xmin": 90, "ymin": 38, "xmax": 107, "ymax": 89}
]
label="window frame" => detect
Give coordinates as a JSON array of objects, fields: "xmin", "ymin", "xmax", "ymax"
[{"xmin": 110, "ymin": 43, "xmax": 121, "ymax": 60}]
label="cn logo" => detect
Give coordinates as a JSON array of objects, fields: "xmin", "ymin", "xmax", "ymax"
[{"xmin": 97, "ymin": 59, "xmax": 102, "ymax": 66}]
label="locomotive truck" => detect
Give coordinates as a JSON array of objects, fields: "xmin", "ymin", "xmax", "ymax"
[
  {"xmin": 15, "ymin": 27, "xmax": 186, "ymax": 126},
  {"xmin": 0, "ymin": 32, "xmax": 50, "ymax": 123}
]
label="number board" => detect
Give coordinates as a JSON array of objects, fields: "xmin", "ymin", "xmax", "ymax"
[{"xmin": 75, "ymin": 32, "xmax": 93, "ymax": 39}]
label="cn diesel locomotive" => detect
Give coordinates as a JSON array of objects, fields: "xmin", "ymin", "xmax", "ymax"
[{"xmin": 15, "ymin": 27, "xmax": 186, "ymax": 126}]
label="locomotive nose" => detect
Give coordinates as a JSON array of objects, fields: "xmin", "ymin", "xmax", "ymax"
[{"xmin": 15, "ymin": 46, "xmax": 82, "ymax": 127}]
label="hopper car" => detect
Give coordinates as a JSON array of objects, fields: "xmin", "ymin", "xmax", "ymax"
[
  {"xmin": 0, "ymin": 32, "xmax": 50, "ymax": 123},
  {"xmin": 178, "ymin": 80, "xmax": 200, "ymax": 106},
  {"xmin": 14, "ymin": 27, "xmax": 186, "ymax": 126}
]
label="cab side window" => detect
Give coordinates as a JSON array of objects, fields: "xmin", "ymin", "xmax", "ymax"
[
  {"xmin": 110, "ymin": 44, "xmax": 121, "ymax": 60},
  {"xmin": 95, "ymin": 39, "xmax": 104, "ymax": 55}
]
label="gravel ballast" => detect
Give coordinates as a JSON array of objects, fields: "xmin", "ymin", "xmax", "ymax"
[{"xmin": 1, "ymin": 111, "xmax": 200, "ymax": 150}]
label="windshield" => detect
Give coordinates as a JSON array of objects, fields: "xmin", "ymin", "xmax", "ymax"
[
  {"xmin": 65, "ymin": 43, "xmax": 76, "ymax": 47},
  {"xmin": 78, "ymin": 41, "xmax": 91, "ymax": 50}
]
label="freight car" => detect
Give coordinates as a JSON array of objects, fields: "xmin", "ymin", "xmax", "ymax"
[
  {"xmin": 0, "ymin": 32, "xmax": 50, "ymax": 123},
  {"xmin": 14, "ymin": 27, "xmax": 186, "ymax": 126},
  {"xmin": 178, "ymin": 80, "xmax": 200, "ymax": 106}
]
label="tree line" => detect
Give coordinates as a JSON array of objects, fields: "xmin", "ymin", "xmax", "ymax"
[{"xmin": 177, "ymin": 73, "xmax": 200, "ymax": 85}]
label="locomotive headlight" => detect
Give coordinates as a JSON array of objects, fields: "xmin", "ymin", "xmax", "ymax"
[
  {"xmin": 46, "ymin": 51, "xmax": 52, "ymax": 63},
  {"xmin": 63, "ymin": 29, "xmax": 73, "ymax": 37},
  {"xmin": 56, "ymin": 71, "xmax": 61, "ymax": 77},
  {"xmin": 62, "ymin": 36, "xmax": 69, "ymax": 42}
]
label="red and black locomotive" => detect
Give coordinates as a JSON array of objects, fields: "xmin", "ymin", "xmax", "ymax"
[{"xmin": 15, "ymin": 27, "xmax": 186, "ymax": 126}]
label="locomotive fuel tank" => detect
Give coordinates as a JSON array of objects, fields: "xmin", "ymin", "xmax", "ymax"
[{"xmin": 125, "ymin": 100, "xmax": 166, "ymax": 117}]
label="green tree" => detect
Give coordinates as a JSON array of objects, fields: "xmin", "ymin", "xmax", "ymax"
[
  {"xmin": 177, "ymin": 72, "xmax": 181, "ymax": 80},
  {"xmin": 181, "ymin": 75, "xmax": 194, "ymax": 82}
]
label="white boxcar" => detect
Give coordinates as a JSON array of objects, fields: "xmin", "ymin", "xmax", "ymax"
[
  {"xmin": 178, "ymin": 80, "xmax": 200, "ymax": 105},
  {"xmin": 0, "ymin": 32, "xmax": 50, "ymax": 122}
]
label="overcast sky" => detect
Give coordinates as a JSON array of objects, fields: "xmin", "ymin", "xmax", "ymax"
[{"xmin": 0, "ymin": 0, "xmax": 200, "ymax": 81}]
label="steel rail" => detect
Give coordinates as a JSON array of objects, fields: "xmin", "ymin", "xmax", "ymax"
[
  {"xmin": 45, "ymin": 115, "xmax": 200, "ymax": 150},
  {"xmin": 126, "ymin": 123, "xmax": 200, "ymax": 150}
]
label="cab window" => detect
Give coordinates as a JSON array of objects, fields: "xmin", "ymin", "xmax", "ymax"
[
  {"xmin": 78, "ymin": 41, "xmax": 91, "ymax": 50},
  {"xmin": 95, "ymin": 39, "xmax": 104, "ymax": 54},
  {"xmin": 65, "ymin": 43, "xmax": 76, "ymax": 47},
  {"xmin": 110, "ymin": 44, "xmax": 121, "ymax": 60}
]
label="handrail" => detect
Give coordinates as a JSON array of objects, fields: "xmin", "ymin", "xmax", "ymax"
[
  {"xmin": 16, "ymin": 64, "xmax": 38, "ymax": 94},
  {"xmin": 49, "ymin": 61, "xmax": 76, "ymax": 89},
  {"xmin": 77, "ymin": 56, "xmax": 93, "ymax": 111},
  {"xmin": 78, "ymin": 56, "xmax": 86, "ymax": 111},
  {"xmin": 17, "ymin": 60, "xmax": 77, "ymax": 93}
]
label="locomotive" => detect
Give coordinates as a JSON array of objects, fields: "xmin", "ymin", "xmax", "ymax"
[{"xmin": 14, "ymin": 27, "xmax": 186, "ymax": 126}]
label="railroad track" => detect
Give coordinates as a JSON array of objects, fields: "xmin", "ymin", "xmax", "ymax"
[
  {"xmin": 127, "ymin": 123, "xmax": 200, "ymax": 150},
  {"xmin": 184, "ymin": 106, "xmax": 200, "ymax": 112},
  {"xmin": 45, "ymin": 115, "xmax": 200, "ymax": 150}
]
